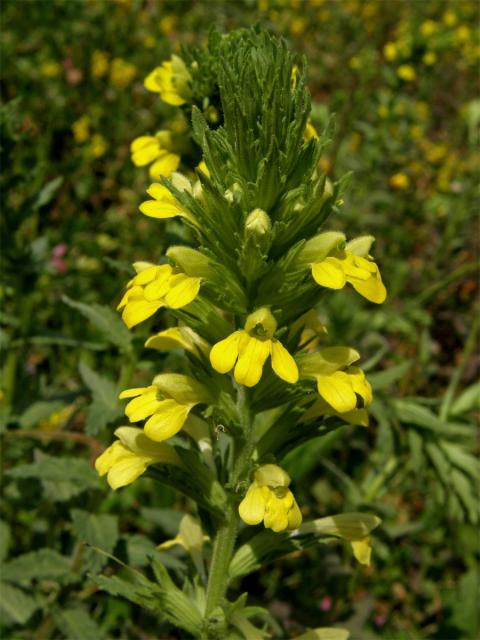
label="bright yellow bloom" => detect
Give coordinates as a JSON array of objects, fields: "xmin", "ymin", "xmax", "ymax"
[
  {"xmin": 91, "ymin": 50, "xmax": 109, "ymax": 78},
  {"xmin": 239, "ymin": 464, "xmax": 302, "ymax": 532},
  {"xmin": 95, "ymin": 426, "xmax": 181, "ymax": 489},
  {"xmin": 139, "ymin": 172, "xmax": 196, "ymax": 222},
  {"xmin": 306, "ymin": 234, "xmax": 386, "ymax": 304},
  {"xmin": 72, "ymin": 115, "xmax": 90, "ymax": 143},
  {"xmin": 210, "ymin": 308, "xmax": 298, "ymax": 387},
  {"xmin": 110, "ymin": 58, "xmax": 137, "ymax": 88},
  {"xmin": 130, "ymin": 131, "xmax": 180, "ymax": 178},
  {"xmin": 397, "ymin": 64, "xmax": 416, "ymax": 82},
  {"xmin": 389, "ymin": 172, "xmax": 410, "ymax": 189},
  {"xmin": 423, "ymin": 51, "xmax": 437, "ymax": 66},
  {"xmin": 119, "ymin": 374, "xmax": 210, "ymax": 442},
  {"xmin": 144, "ymin": 55, "xmax": 192, "ymax": 106},
  {"xmin": 117, "ymin": 262, "xmax": 201, "ymax": 328},
  {"xmin": 297, "ymin": 512, "xmax": 381, "ymax": 565},
  {"xmin": 300, "ymin": 346, "xmax": 372, "ymax": 415}
]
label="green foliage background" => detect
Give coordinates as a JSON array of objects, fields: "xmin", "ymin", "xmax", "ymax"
[{"xmin": 1, "ymin": 0, "xmax": 478, "ymax": 638}]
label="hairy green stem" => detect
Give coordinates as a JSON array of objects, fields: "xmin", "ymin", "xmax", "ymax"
[{"xmin": 204, "ymin": 386, "xmax": 254, "ymax": 622}]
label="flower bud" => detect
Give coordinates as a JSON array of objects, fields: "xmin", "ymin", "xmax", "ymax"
[{"xmin": 245, "ymin": 208, "xmax": 272, "ymax": 252}]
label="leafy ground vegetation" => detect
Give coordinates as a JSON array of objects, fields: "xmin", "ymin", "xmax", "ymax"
[{"xmin": 0, "ymin": 1, "xmax": 478, "ymax": 638}]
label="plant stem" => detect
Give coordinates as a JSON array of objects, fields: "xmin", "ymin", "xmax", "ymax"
[
  {"xmin": 204, "ymin": 385, "xmax": 254, "ymax": 620},
  {"xmin": 204, "ymin": 502, "xmax": 238, "ymax": 618}
]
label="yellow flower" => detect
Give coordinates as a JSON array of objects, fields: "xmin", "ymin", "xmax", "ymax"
[
  {"xmin": 119, "ymin": 374, "xmax": 210, "ymax": 442},
  {"xmin": 300, "ymin": 346, "xmax": 372, "ymax": 415},
  {"xmin": 305, "ymin": 234, "xmax": 386, "ymax": 304},
  {"xmin": 87, "ymin": 134, "xmax": 107, "ymax": 158},
  {"xmin": 72, "ymin": 115, "xmax": 90, "ymax": 143},
  {"xmin": 159, "ymin": 15, "xmax": 177, "ymax": 35},
  {"xmin": 139, "ymin": 172, "xmax": 196, "ymax": 222},
  {"xmin": 110, "ymin": 58, "xmax": 137, "ymax": 88},
  {"xmin": 95, "ymin": 426, "xmax": 181, "ymax": 489},
  {"xmin": 209, "ymin": 307, "xmax": 299, "ymax": 388},
  {"xmin": 389, "ymin": 172, "xmax": 410, "ymax": 189},
  {"xmin": 40, "ymin": 61, "xmax": 61, "ymax": 78},
  {"xmin": 238, "ymin": 464, "xmax": 302, "ymax": 532},
  {"xmin": 423, "ymin": 51, "xmax": 437, "ymax": 66},
  {"xmin": 91, "ymin": 50, "xmax": 109, "ymax": 78},
  {"xmin": 383, "ymin": 41, "xmax": 398, "ymax": 61},
  {"xmin": 397, "ymin": 64, "xmax": 416, "ymax": 82},
  {"xmin": 130, "ymin": 131, "xmax": 180, "ymax": 178},
  {"xmin": 144, "ymin": 55, "xmax": 192, "ymax": 106},
  {"xmin": 297, "ymin": 512, "xmax": 381, "ymax": 565},
  {"xmin": 117, "ymin": 262, "xmax": 201, "ymax": 328},
  {"xmin": 442, "ymin": 10, "xmax": 457, "ymax": 27},
  {"xmin": 420, "ymin": 20, "xmax": 438, "ymax": 37}
]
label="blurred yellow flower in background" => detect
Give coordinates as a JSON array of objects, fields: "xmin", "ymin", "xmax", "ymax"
[
  {"xmin": 72, "ymin": 115, "xmax": 90, "ymax": 143},
  {"xmin": 91, "ymin": 50, "xmax": 109, "ymax": 78},
  {"xmin": 40, "ymin": 61, "xmax": 61, "ymax": 78},
  {"xmin": 389, "ymin": 172, "xmax": 410, "ymax": 189},
  {"xmin": 397, "ymin": 64, "xmax": 416, "ymax": 81},
  {"xmin": 110, "ymin": 58, "xmax": 137, "ymax": 88}
]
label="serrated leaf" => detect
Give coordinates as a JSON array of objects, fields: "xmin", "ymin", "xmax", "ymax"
[
  {"xmin": 53, "ymin": 606, "xmax": 103, "ymax": 640},
  {"xmin": 1, "ymin": 549, "xmax": 70, "ymax": 584},
  {"xmin": 0, "ymin": 582, "xmax": 40, "ymax": 625},
  {"xmin": 71, "ymin": 510, "xmax": 119, "ymax": 573},
  {"xmin": 9, "ymin": 450, "xmax": 99, "ymax": 501},
  {"xmin": 63, "ymin": 295, "xmax": 132, "ymax": 352},
  {"xmin": 124, "ymin": 534, "xmax": 156, "ymax": 567},
  {"xmin": 93, "ymin": 573, "xmax": 161, "ymax": 611},
  {"xmin": 19, "ymin": 401, "xmax": 64, "ymax": 429},
  {"xmin": 79, "ymin": 362, "xmax": 122, "ymax": 435}
]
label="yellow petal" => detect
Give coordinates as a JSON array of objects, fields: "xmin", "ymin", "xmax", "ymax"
[
  {"xmin": 145, "ymin": 326, "xmax": 206, "ymax": 355},
  {"xmin": 351, "ymin": 537, "xmax": 372, "ymax": 566},
  {"xmin": 234, "ymin": 336, "xmax": 271, "ymax": 387},
  {"xmin": 165, "ymin": 274, "xmax": 201, "ymax": 308},
  {"xmin": 209, "ymin": 331, "xmax": 242, "ymax": 374},
  {"xmin": 348, "ymin": 367, "xmax": 373, "ymax": 406},
  {"xmin": 317, "ymin": 371, "xmax": 357, "ymax": 413},
  {"xmin": 143, "ymin": 399, "xmax": 193, "ymax": 441},
  {"xmin": 107, "ymin": 454, "xmax": 147, "ymax": 490},
  {"xmin": 139, "ymin": 200, "xmax": 183, "ymax": 219},
  {"xmin": 119, "ymin": 386, "xmax": 149, "ymax": 400},
  {"xmin": 264, "ymin": 493, "xmax": 290, "ymax": 532},
  {"xmin": 144, "ymin": 66, "xmax": 163, "ymax": 92},
  {"xmin": 95, "ymin": 441, "xmax": 123, "ymax": 477},
  {"xmin": 149, "ymin": 153, "xmax": 180, "ymax": 178},
  {"xmin": 124, "ymin": 388, "xmax": 161, "ymax": 422},
  {"xmin": 312, "ymin": 257, "xmax": 346, "ymax": 289},
  {"xmin": 130, "ymin": 136, "xmax": 160, "ymax": 166},
  {"xmin": 130, "ymin": 264, "xmax": 161, "ymax": 286},
  {"xmin": 350, "ymin": 269, "xmax": 387, "ymax": 304},
  {"xmin": 122, "ymin": 298, "xmax": 163, "ymax": 328},
  {"xmin": 287, "ymin": 498, "xmax": 303, "ymax": 529},
  {"xmin": 270, "ymin": 340, "xmax": 298, "ymax": 384},
  {"xmin": 238, "ymin": 484, "xmax": 268, "ymax": 525}
]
